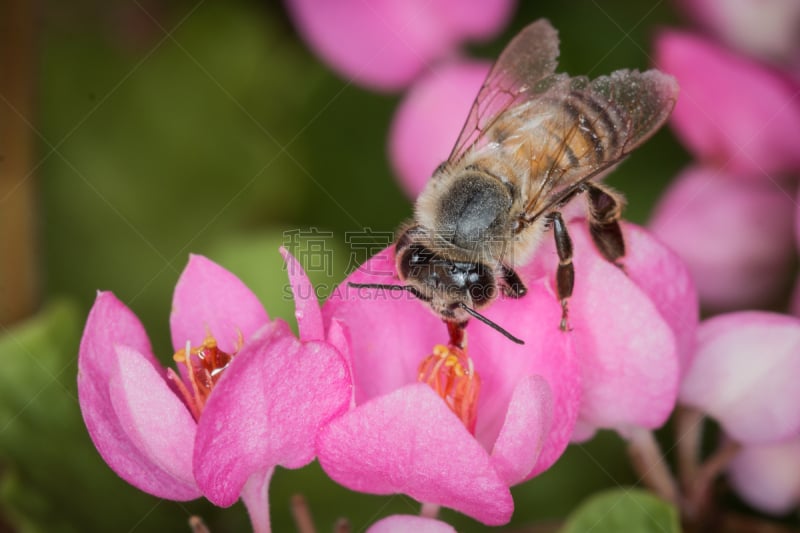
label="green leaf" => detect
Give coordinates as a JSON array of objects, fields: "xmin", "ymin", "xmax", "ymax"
[{"xmin": 560, "ymin": 488, "xmax": 681, "ymax": 533}]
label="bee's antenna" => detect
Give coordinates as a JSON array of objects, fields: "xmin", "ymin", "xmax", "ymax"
[
  {"xmin": 348, "ymin": 282, "xmax": 406, "ymax": 291},
  {"xmin": 458, "ymin": 303, "xmax": 525, "ymax": 345}
]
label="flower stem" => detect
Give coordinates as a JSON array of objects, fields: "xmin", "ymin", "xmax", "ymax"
[
  {"xmin": 675, "ymin": 406, "xmax": 704, "ymax": 495},
  {"xmin": 626, "ymin": 427, "xmax": 680, "ymax": 507},
  {"xmin": 0, "ymin": 0, "xmax": 39, "ymax": 325},
  {"xmin": 420, "ymin": 502, "xmax": 441, "ymax": 519},
  {"xmin": 685, "ymin": 440, "xmax": 741, "ymax": 523},
  {"xmin": 241, "ymin": 468, "xmax": 274, "ymax": 533}
]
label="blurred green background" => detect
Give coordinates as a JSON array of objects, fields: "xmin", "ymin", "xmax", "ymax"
[{"xmin": 0, "ymin": 0, "xmax": 692, "ymax": 531}]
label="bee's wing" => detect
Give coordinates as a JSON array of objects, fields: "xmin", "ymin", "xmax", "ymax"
[
  {"xmin": 522, "ymin": 69, "xmax": 679, "ymax": 219},
  {"xmin": 448, "ymin": 19, "xmax": 560, "ymax": 162},
  {"xmin": 585, "ymin": 69, "xmax": 679, "ymax": 156}
]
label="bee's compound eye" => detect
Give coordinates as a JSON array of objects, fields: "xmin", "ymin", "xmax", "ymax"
[
  {"xmin": 398, "ymin": 244, "xmax": 434, "ymax": 280},
  {"xmin": 466, "ymin": 265, "xmax": 497, "ymax": 307},
  {"xmin": 411, "ymin": 244, "xmax": 434, "ymax": 265}
]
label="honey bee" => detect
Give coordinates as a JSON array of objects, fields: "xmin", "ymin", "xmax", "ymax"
[{"xmin": 352, "ymin": 19, "xmax": 678, "ymax": 344}]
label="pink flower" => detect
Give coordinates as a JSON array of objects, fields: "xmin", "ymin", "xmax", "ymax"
[
  {"xmin": 78, "ymin": 253, "xmax": 351, "ymax": 532},
  {"xmin": 654, "ymin": 30, "xmax": 800, "ymax": 177},
  {"xmin": 651, "ymin": 30, "xmax": 800, "ymax": 312},
  {"xmin": 317, "ymin": 219, "xmax": 693, "ymax": 524},
  {"xmin": 727, "ymin": 436, "xmax": 800, "ymax": 514},
  {"xmin": 284, "ymin": 0, "xmax": 515, "ymax": 91},
  {"xmin": 679, "ymin": 311, "xmax": 800, "ymax": 514},
  {"xmin": 367, "ymin": 515, "xmax": 456, "ymax": 533},
  {"xmin": 680, "ymin": 311, "xmax": 800, "ymax": 445},
  {"xmin": 389, "ymin": 60, "xmax": 491, "ymax": 198},
  {"xmin": 541, "ymin": 222, "xmax": 697, "ymax": 433},
  {"xmin": 649, "ymin": 166, "xmax": 796, "ymax": 311},
  {"xmin": 675, "ymin": 0, "xmax": 800, "ymax": 66}
]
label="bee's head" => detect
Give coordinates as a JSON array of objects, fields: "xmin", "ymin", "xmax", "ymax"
[
  {"xmin": 395, "ymin": 241, "xmax": 498, "ymax": 323},
  {"xmin": 348, "ymin": 226, "xmax": 523, "ymax": 344}
]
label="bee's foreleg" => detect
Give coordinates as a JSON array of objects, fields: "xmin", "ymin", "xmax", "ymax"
[
  {"xmin": 498, "ymin": 264, "xmax": 527, "ymax": 298},
  {"xmin": 548, "ymin": 212, "xmax": 574, "ymax": 331},
  {"xmin": 585, "ymin": 182, "xmax": 626, "ymax": 269}
]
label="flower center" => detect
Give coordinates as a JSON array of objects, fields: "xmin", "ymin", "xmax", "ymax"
[
  {"xmin": 418, "ymin": 340, "xmax": 481, "ymax": 434},
  {"xmin": 167, "ymin": 334, "xmax": 239, "ymax": 421}
]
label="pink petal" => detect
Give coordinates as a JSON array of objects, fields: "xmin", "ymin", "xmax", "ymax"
[
  {"xmin": 367, "ymin": 515, "xmax": 457, "ymax": 533},
  {"xmin": 326, "ymin": 318, "xmax": 355, "ymax": 408},
  {"xmin": 680, "ymin": 311, "xmax": 800, "ymax": 444},
  {"xmin": 489, "ymin": 375, "xmax": 553, "ymax": 485},
  {"xmin": 108, "ymin": 345, "xmax": 199, "ymax": 499},
  {"xmin": 170, "ymin": 254, "xmax": 269, "ymax": 354},
  {"xmin": 324, "ymin": 247, "xmax": 445, "ymax": 405},
  {"xmin": 622, "ymin": 223, "xmax": 699, "ymax": 376},
  {"xmin": 556, "ymin": 222, "xmax": 680, "ymax": 432},
  {"xmin": 80, "ymin": 291, "xmax": 158, "ymax": 370},
  {"xmin": 326, "ymin": 247, "xmax": 580, "ymax": 474},
  {"xmin": 430, "ymin": 0, "xmax": 516, "ymax": 42},
  {"xmin": 570, "ymin": 421, "xmax": 597, "ymax": 442},
  {"xmin": 317, "ymin": 384, "xmax": 513, "ymax": 526},
  {"xmin": 654, "ymin": 31, "xmax": 800, "ymax": 176},
  {"xmin": 728, "ymin": 437, "xmax": 800, "ymax": 514},
  {"xmin": 193, "ymin": 323, "xmax": 351, "ymax": 507},
  {"xmin": 280, "ymin": 247, "xmax": 324, "ymax": 342},
  {"xmin": 389, "ymin": 60, "xmax": 491, "ymax": 198},
  {"xmin": 676, "ymin": 0, "xmax": 800, "ymax": 64},
  {"xmin": 649, "ymin": 166, "xmax": 796, "ymax": 311},
  {"xmin": 469, "ymin": 280, "xmax": 580, "ymax": 478},
  {"xmin": 326, "ymin": 252, "xmax": 580, "ymax": 485},
  {"xmin": 326, "ymin": 317, "xmax": 351, "ymax": 366},
  {"xmin": 78, "ymin": 292, "xmax": 200, "ymax": 500},
  {"xmin": 285, "ymin": 0, "xmax": 514, "ymax": 90}
]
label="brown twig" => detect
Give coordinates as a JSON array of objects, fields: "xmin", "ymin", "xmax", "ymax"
[
  {"xmin": 718, "ymin": 511, "xmax": 800, "ymax": 533},
  {"xmin": 188, "ymin": 516, "xmax": 210, "ymax": 533},
  {"xmin": 332, "ymin": 518, "xmax": 351, "ymax": 533},
  {"xmin": 291, "ymin": 494, "xmax": 317, "ymax": 533},
  {"xmin": 0, "ymin": 0, "xmax": 39, "ymax": 325}
]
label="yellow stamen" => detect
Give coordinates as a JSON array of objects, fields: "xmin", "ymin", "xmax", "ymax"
[
  {"xmin": 171, "ymin": 334, "xmax": 237, "ymax": 420},
  {"xmin": 418, "ymin": 338, "xmax": 481, "ymax": 434}
]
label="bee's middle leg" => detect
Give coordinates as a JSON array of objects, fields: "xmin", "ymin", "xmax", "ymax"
[
  {"xmin": 584, "ymin": 182, "xmax": 626, "ymax": 268},
  {"xmin": 548, "ymin": 212, "xmax": 574, "ymax": 331}
]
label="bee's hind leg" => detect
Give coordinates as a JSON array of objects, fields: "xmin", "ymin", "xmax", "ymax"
[
  {"xmin": 547, "ymin": 212, "xmax": 574, "ymax": 331},
  {"xmin": 584, "ymin": 182, "xmax": 626, "ymax": 269}
]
